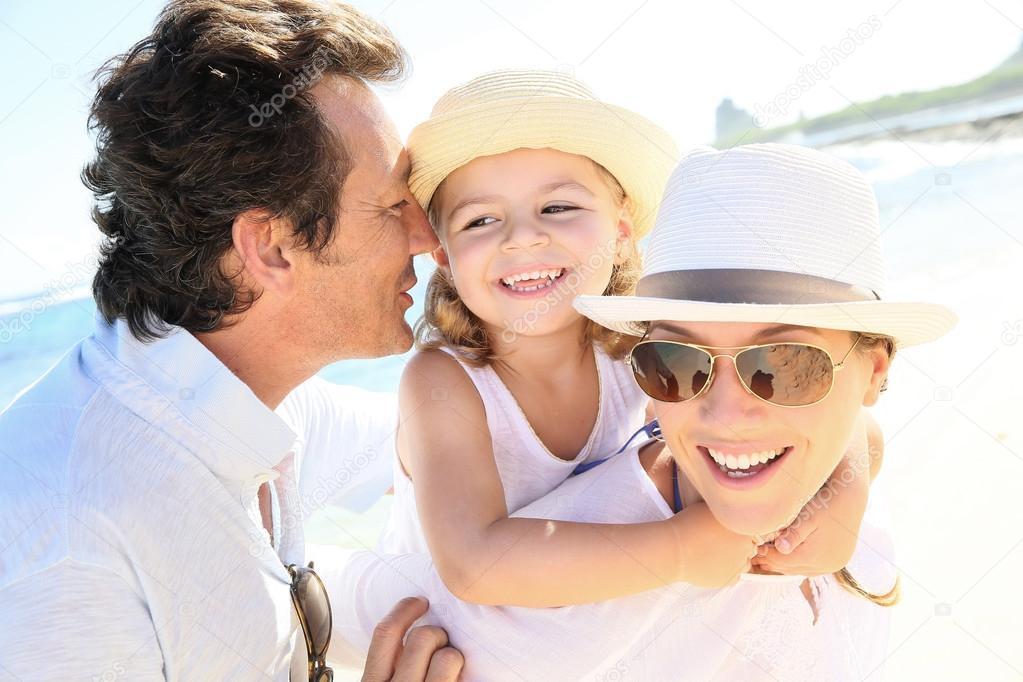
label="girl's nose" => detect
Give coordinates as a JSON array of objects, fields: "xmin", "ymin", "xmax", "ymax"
[{"xmin": 501, "ymin": 214, "xmax": 550, "ymax": 252}]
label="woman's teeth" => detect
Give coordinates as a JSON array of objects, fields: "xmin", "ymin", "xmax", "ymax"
[
  {"xmin": 500, "ymin": 268, "xmax": 564, "ymax": 292},
  {"xmin": 707, "ymin": 447, "xmax": 786, "ymax": 478}
]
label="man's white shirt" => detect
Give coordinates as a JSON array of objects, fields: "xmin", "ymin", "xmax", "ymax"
[{"xmin": 0, "ymin": 314, "xmax": 397, "ymax": 681}]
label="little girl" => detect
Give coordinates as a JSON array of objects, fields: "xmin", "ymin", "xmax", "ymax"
[{"xmin": 377, "ymin": 70, "xmax": 878, "ymax": 607}]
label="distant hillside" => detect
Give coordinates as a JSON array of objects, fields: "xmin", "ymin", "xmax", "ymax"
[{"xmin": 715, "ymin": 39, "xmax": 1023, "ymax": 147}]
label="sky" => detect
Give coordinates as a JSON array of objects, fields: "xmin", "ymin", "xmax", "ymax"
[{"xmin": 1, "ymin": 0, "xmax": 1021, "ymax": 300}]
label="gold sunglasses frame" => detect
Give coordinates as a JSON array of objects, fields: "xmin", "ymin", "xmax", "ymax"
[{"xmin": 626, "ymin": 335, "xmax": 862, "ymax": 408}]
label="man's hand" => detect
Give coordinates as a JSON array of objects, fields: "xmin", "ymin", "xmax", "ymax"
[{"xmin": 362, "ymin": 597, "xmax": 464, "ymax": 682}]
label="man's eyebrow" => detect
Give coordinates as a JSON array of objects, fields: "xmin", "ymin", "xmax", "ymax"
[
  {"xmin": 375, "ymin": 157, "xmax": 411, "ymax": 206},
  {"xmin": 652, "ymin": 322, "xmax": 823, "ymax": 343}
]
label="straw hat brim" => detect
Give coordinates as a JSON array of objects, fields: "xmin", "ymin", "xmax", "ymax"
[
  {"xmin": 573, "ymin": 295, "xmax": 958, "ymax": 348},
  {"xmin": 407, "ymin": 96, "xmax": 678, "ymax": 238}
]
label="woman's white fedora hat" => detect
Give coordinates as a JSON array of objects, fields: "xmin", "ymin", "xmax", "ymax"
[
  {"xmin": 574, "ymin": 143, "xmax": 957, "ymax": 347},
  {"xmin": 407, "ymin": 69, "xmax": 678, "ymax": 238}
]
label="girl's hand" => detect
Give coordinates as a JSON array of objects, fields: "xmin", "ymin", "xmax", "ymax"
[{"xmin": 673, "ymin": 501, "xmax": 759, "ymax": 587}]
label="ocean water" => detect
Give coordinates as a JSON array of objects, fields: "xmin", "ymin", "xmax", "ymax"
[{"xmin": 0, "ymin": 259, "xmax": 434, "ymax": 408}]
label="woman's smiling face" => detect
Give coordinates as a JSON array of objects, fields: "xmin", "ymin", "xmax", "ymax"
[
  {"xmin": 647, "ymin": 321, "xmax": 890, "ymax": 537},
  {"xmin": 429, "ymin": 147, "xmax": 632, "ymax": 340}
]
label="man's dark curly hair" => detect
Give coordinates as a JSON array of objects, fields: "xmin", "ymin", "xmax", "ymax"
[{"xmin": 83, "ymin": 0, "xmax": 408, "ymax": 341}]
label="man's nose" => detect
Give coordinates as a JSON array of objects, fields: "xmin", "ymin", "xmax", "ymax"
[{"xmin": 405, "ymin": 198, "xmax": 439, "ymax": 256}]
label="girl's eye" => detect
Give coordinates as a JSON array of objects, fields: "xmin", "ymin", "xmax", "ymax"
[
  {"xmin": 542, "ymin": 204, "xmax": 577, "ymax": 214},
  {"xmin": 465, "ymin": 216, "xmax": 497, "ymax": 229}
]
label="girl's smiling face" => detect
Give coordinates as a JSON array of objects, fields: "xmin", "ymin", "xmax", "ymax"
[
  {"xmin": 430, "ymin": 148, "xmax": 633, "ymax": 341},
  {"xmin": 647, "ymin": 321, "xmax": 890, "ymax": 537}
]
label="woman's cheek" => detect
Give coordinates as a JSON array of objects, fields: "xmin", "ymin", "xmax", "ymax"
[{"xmin": 798, "ymin": 409, "xmax": 858, "ymax": 486}]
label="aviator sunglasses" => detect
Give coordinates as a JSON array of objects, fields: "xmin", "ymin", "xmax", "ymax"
[
  {"xmin": 627, "ymin": 333, "xmax": 862, "ymax": 408},
  {"xmin": 287, "ymin": 561, "xmax": 333, "ymax": 682}
]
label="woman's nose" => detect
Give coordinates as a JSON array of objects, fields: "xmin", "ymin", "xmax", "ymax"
[{"xmin": 699, "ymin": 356, "xmax": 766, "ymax": 422}]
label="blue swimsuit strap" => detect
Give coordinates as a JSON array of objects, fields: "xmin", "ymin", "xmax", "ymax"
[
  {"xmin": 671, "ymin": 459, "xmax": 682, "ymax": 514},
  {"xmin": 572, "ymin": 419, "xmax": 660, "ymax": 475},
  {"xmin": 572, "ymin": 419, "xmax": 684, "ymax": 513}
]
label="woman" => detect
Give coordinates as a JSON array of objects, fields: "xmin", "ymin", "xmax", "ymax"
[{"xmin": 328, "ymin": 143, "xmax": 956, "ymax": 681}]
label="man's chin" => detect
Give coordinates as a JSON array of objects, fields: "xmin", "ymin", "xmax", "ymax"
[
  {"xmin": 367, "ymin": 319, "xmax": 414, "ymax": 358},
  {"xmin": 326, "ymin": 319, "xmax": 413, "ymax": 362}
]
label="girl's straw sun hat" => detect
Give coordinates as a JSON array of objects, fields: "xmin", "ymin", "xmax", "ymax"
[
  {"xmin": 573, "ymin": 143, "xmax": 957, "ymax": 347},
  {"xmin": 407, "ymin": 69, "xmax": 679, "ymax": 238}
]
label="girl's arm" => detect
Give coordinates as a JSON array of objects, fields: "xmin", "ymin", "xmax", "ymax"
[{"xmin": 398, "ymin": 350, "xmax": 751, "ymax": 607}]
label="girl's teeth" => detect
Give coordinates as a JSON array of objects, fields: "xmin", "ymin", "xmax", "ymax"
[{"xmin": 501, "ymin": 268, "xmax": 564, "ymax": 289}]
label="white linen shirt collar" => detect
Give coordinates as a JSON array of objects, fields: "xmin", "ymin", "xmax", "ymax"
[{"xmin": 86, "ymin": 310, "xmax": 297, "ymax": 483}]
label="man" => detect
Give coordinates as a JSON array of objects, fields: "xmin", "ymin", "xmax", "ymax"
[{"xmin": 0, "ymin": 1, "xmax": 460, "ymax": 679}]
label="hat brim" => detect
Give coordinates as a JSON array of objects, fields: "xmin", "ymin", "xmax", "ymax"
[
  {"xmin": 407, "ymin": 97, "xmax": 678, "ymax": 238},
  {"xmin": 573, "ymin": 295, "xmax": 958, "ymax": 348}
]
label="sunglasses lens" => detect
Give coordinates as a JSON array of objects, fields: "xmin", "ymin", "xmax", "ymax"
[
  {"xmin": 631, "ymin": 342, "xmax": 712, "ymax": 402},
  {"xmin": 735, "ymin": 344, "xmax": 834, "ymax": 406},
  {"xmin": 294, "ymin": 567, "xmax": 332, "ymax": 659}
]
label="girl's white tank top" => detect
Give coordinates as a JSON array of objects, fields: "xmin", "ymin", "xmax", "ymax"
[{"xmin": 377, "ymin": 343, "xmax": 648, "ymax": 555}]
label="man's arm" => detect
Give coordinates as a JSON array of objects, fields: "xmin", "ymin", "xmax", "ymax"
[
  {"xmin": 322, "ymin": 543, "xmax": 678, "ymax": 681},
  {"xmin": 277, "ymin": 377, "xmax": 398, "ymax": 513},
  {"xmin": 0, "ymin": 560, "xmax": 165, "ymax": 680}
]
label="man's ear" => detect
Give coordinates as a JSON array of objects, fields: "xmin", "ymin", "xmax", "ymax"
[
  {"xmin": 431, "ymin": 244, "xmax": 452, "ymax": 277},
  {"xmin": 231, "ymin": 209, "xmax": 296, "ymax": 297},
  {"xmin": 861, "ymin": 345, "xmax": 891, "ymax": 407}
]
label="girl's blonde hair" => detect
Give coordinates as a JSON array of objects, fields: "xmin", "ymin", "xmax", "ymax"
[{"xmin": 414, "ymin": 159, "xmax": 642, "ymax": 366}]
